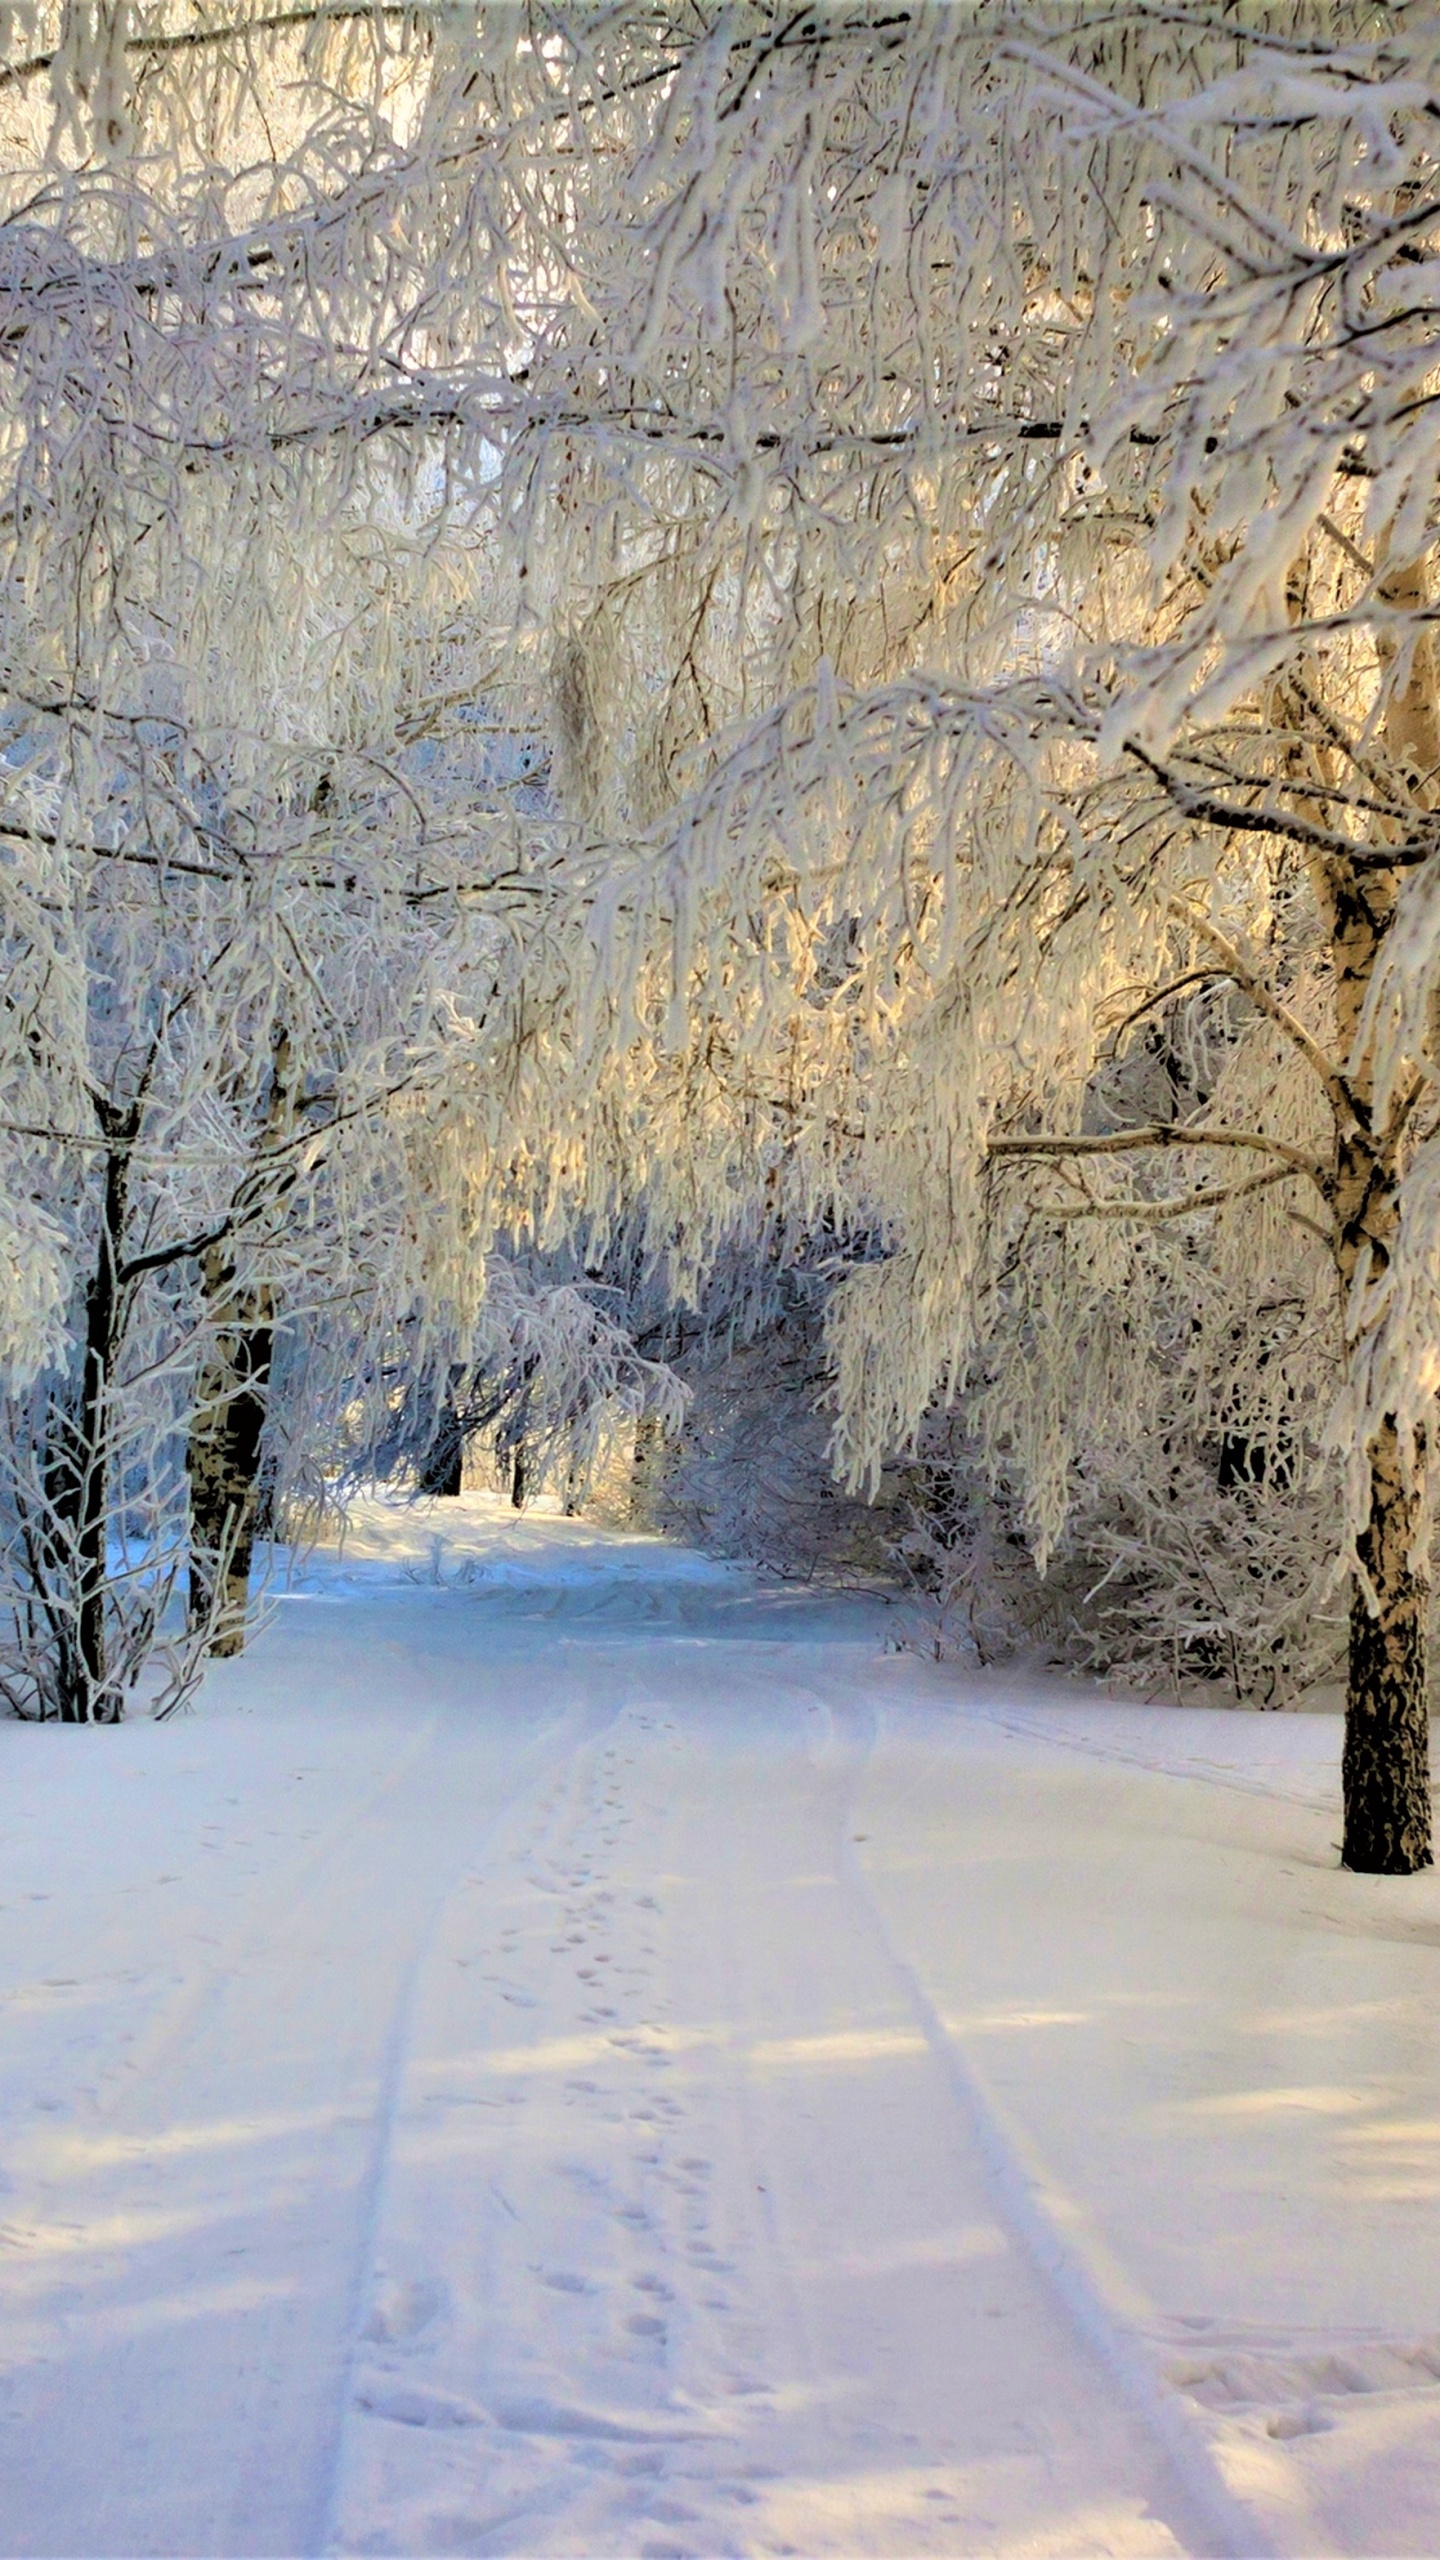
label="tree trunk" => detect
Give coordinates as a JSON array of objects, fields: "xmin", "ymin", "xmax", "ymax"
[
  {"xmin": 187, "ymin": 1031, "xmax": 295, "ymax": 1657},
  {"xmin": 187, "ymin": 1253, "xmax": 273, "ymax": 1658},
  {"xmin": 74, "ymin": 1206, "xmax": 117, "ymax": 1719},
  {"xmin": 417, "ymin": 1384, "xmax": 465, "ymax": 1497},
  {"xmin": 1325, "ymin": 861, "xmax": 1433, "ymax": 1873},
  {"xmin": 1331, "ymin": 548, "xmax": 1440, "ymax": 1872},
  {"xmin": 46, "ymin": 1109, "xmax": 136, "ymax": 1721},
  {"xmin": 1343, "ymin": 1418, "xmax": 1432, "ymax": 1873}
]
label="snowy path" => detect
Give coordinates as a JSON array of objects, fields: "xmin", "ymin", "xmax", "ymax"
[{"xmin": 0, "ymin": 1503, "xmax": 1438, "ymax": 2557}]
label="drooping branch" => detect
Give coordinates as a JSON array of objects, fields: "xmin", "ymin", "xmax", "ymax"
[{"xmin": 1166, "ymin": 897, "xmax": 1359, "ymax": 1128}]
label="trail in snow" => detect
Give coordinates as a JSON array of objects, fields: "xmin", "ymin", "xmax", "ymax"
[
  {"xmin": 327, "ymin": 1646, "xmax": 1199, "ymax": 2559},
  {"xmin": 0, "ymin": 1495, "xmax": 1437, "ymax": 2557}
]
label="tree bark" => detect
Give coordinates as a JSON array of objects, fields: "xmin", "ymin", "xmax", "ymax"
[
  {"xmin": 187, "ymin": 1029, "xmax": 294, "ymax": 1657},
  {"xmin": 1324, "ymin": 861, "xmax": 1433, "ymax": 1873},
  {"xmin": 416, "ymin": 1382, "xmax": 465, "ymax": 1496},
  {"xmin": 1344, "ymin": 1417, "xmax": 1432, "ymax": 1873},
  {"xmin": 187, "ymin": 1250, "xmax": 273, "ymax": 1658},
  {"xmin": 45, "ymin": 1104, "xmax": 137, "ymax": 1721}
]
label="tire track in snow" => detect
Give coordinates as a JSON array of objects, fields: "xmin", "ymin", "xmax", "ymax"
[
  {"xmin": 329, "ymin": 1661, "xmax": 881, "ymax": 2559},
  {"xmin": 326, "ymin": 1637, "xmax": 1294, "ymax": 2558},
  {"xmin": 312, "ymin": 1679, "xmax": 628, "ymax": 2556},
  {"xmin": 964, "ymin": 1701, "xmax": 1334, "ymax": 1818},
  {"xmin": 827, "ymin": 1690, "xmax": 1280, "ymax": 2560},
  {"xmin": 81, "ymin": 1698, "xmax": 461, "ymax": 2128},
  {"xmin": 0, "ymin": 1660, "xmax": 617, "ymax": 2559}
]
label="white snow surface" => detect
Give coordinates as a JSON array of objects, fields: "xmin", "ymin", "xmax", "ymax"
[{"xmin": 1, "ymin": 1496, "xmax": 1438, "ymax": 2559}]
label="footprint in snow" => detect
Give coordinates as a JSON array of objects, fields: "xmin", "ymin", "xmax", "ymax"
[
  {"xmin": 355, "ymin": 2383, "xmax": 482, "ymax": 2430},
  {"xmin": 363, "ymin": 2275, "xmax": 448, "ymax": 2345},
  {"xmin": 492, "ymin": 2395, "xmax": 701, "ymax": 2443}
]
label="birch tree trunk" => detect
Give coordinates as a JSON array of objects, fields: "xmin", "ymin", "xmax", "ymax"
[
  {"xmin": 1328, "ymin": 847, "xmax": 1432, "ymax": 1873},
  {"xmin": 1344, "ymin": 1416, "xmax": 1431, "ymax": 1871}
]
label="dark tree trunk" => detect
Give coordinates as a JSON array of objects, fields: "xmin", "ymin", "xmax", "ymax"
[
  {"xmin": 46, "ymin": 1108, "xmax": 136, "ymax": 1722},
  {"xmin": 187, "ymin": 1254, "xmax": 274, "ymax": 1658},
  {"xmin": 1343, "ymin": 1419, "xmax": 1432, "ymax": 1874},
  {"xmin": 187, "ymin": 1033, "xmax": 296, "ymax": 1658},
  {"xmin": 74, "ymin": 1214, "xmax": 117, "ymax": 1718},
  {"xmin": 417, "ymin": 1393, "xmax": 465, "ymax": 1497},
  {"xmin": 500, "ymin": 1364, "xmax": 538, "ymax": 1509}
]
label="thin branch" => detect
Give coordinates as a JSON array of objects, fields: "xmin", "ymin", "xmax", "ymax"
[
  {"xmin": 1099, "ymin": 966, "xmax": 1224, "ymax": 1050},
  {"xmin": 0, "ymin": 4, "xmax": 399, "ymax": 88},
  {"xmin": 1049, "ymin": 1164, "xmax": 1309, "ymax": 1223},
  {"xmin": 1166, "ymin": 898, "xmax": 1359, "ymax": 1126},
  {"xmin": 0, "ymin": 1116, "xmax": 115, "ymax": 1149},
  {"xmin": 0, "ymin": 818, "xmax": 230, "ymax": 882},
  {"xmin": 988, "ymin": 1122, "xmax": 1330, "ymax": 1190},
  {"xmin": 1126, "ymin": 740, "xmax": 1374, "ymax": 864}
]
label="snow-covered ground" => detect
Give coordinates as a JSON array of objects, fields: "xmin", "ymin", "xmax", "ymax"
[{"xmin": 1, "ymin": 1498, "xmax": 1438, "ymax": 2559}]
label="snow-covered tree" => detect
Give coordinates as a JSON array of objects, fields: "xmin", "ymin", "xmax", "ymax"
[
  {"xmin": 5, "ymin": 0, "xmax": 1440, "ymax": 1879},
  {"xmin": 371, "ymin": 1244, "xmax": 685, "ymax": 1510},
  {"xmin": 412, "ymin": 1, "xmax": 1440, "ymax": 1873},
  {"xmin": 0, "ymin": 379, "xmax": 560, "ymax": 1708}
]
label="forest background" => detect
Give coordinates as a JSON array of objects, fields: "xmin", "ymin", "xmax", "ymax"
[{"xmin": 0, "ymin": 0, "xmax": 1438, "ymax": 1872}]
